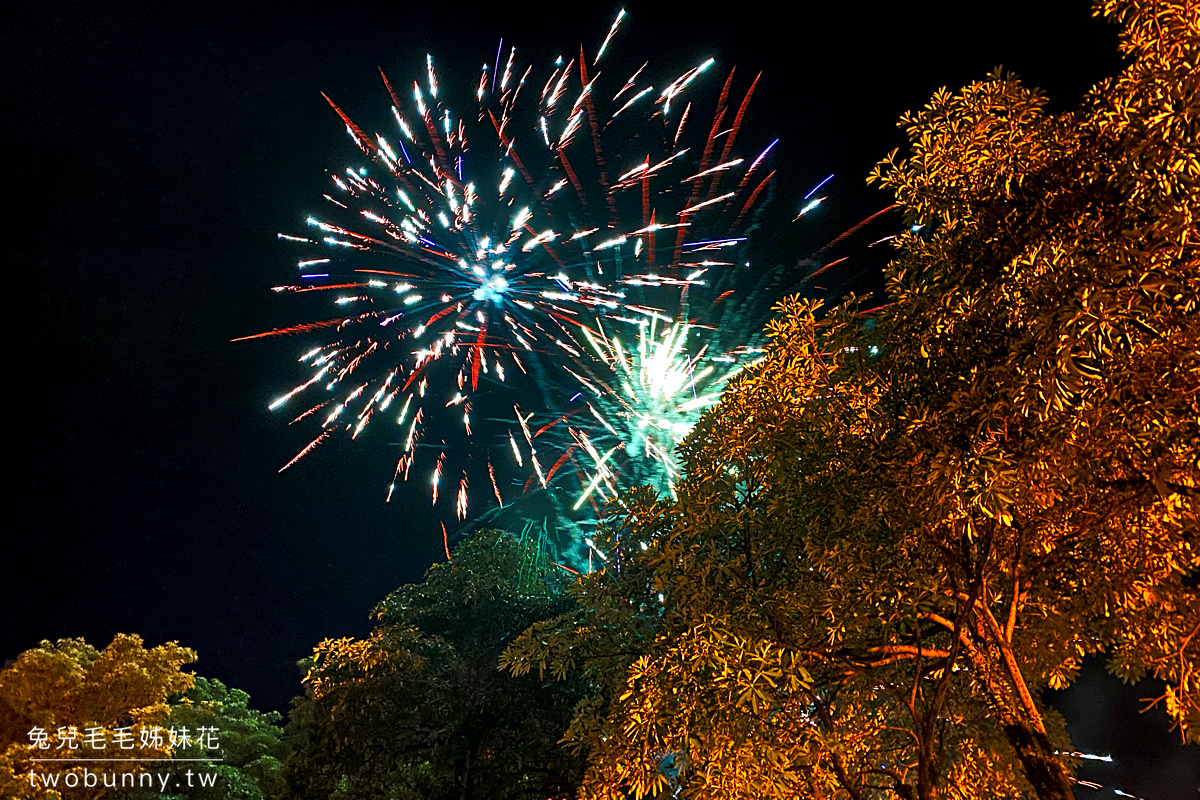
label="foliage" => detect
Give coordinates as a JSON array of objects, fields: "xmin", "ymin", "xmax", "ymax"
[
  {"xmin": 504, "ymin": 2, "xmax": 1198, "ymax": 798},
  {"xmin": 280, "ymin": 530, "xmax": 588, "ymax": 800},
  {"xmin": 867, "ymin": 0, "xmax": 1198, "ymax": 768},
  {"xmin": 127, "ymin": 677, "xmax": 289, "ymax": 800},
  {"xmin": 505, "ymin": 305, "xmax": 1047, "ymax": 800},
  {"xmin": 0, "ymin": 634, "xmax": 196, "ymax": 800}
]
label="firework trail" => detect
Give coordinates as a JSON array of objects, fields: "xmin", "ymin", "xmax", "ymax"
[{"xmin": 241, "ymin": 10, "xmax": 783, "ymax": 543}]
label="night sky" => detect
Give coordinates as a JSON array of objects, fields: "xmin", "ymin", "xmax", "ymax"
[{"xmin": 7, "ymin": 1, "xmax": 1195, "ymax": 794}]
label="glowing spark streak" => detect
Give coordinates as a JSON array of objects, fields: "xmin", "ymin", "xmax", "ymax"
[
  {"xmin": 540, "ymin": 69, "xmax": 559, "ymax": 103},
  {"xmin": 499, "ymin": 166, "xmax": 516, "ymax": 195},
  {"xmin": 431, "ymin": 457, "xmax": 442, "ymax": 505},
  {"xmin": 581, "ymin": 327, "xmax": 609, "ymax": 364},
  {"xmin": 673, "ymin": 102, "xmax": 690, "ymax": 148},
  {"xmin": 413, "ymin": 82, "xmax": 427, "ymax": 117},
  {"xmin": 391, "ymin": 106, "xmax": 416, "ymax": 142},
  {"xmin": 511, "ymin": 206, "xmax": 532, "ymax": 231},
  {"xmin": 804, "ymin": 173, "xmax": 834, "ymax": 200},
  {"xmin": 522, "ymin": 230, "xmax": 558, "ymax": 251},
  {"xmin": 573, "ymin": 446, "xmax": 619, "ymax": 509},
  {"xmin": 570, "ymin": 77, "xmax": 598, "ymax": 116},
  {"xmin": 375, "ymin": 135, "xmax": 399, "ymax": 165},
  {"xmin": 676, "ymin": 191, "xmax": 735, "ymax": 215},
  {"xmin": 352, "ymin": 411, "xmax": 371, "ymax": 438},
  {"xmin": 659, "ymin": 57, "xmax": 714, "ymax": 115},
  {"xmin": 290, "ymin": 401, "xmax": 330, "ymax": 425},
  {"xmin": 456, "ymin": 479, "xmax": 468, "ymax": 519},
  {"xmin": 491, "ymin": 38, "xmax": 502, "ymax": 93},
  {"xmin": 612, "ymin": 84, "xmax": 654, "ymax": 119},
  {"xmin": 618, "ymin": 160, "xmax": 649, "ymax": 182},
  {"xmin": 270, "ymin": 368, "xmax": 329, "ymax": 409},
  {"xmin": 613, "ymin": 62, "xmax": 647, "ymax": 100},
  {"xmin": 681, "ymin": 158, "xmax": 743, "ymax": 183},
  {"xmin": 488, "ymin": 461, "xmax": 503, "ymax": 504},
  {"xmin": 594, "ymin": 236, "xmax": 627, "ymax": 250},
  {"xmin": 547, "ymin": 59, "xmax": 572, "ymax": 109},
  {"xmin": 404, "ymin": 408, "xmax": 423, "ymax": 452},
  {"xmin": 559, "ymin": 111, "xmax": 583, "ymax": 145},
  {"xmin": 278, "ymin": 431, "xmax": 332, "ymax": 473},
  {"xmin": 594, "ymin": 9, "xmax": 626, "ymax": 64},
  {"xmin": 426, "ymin": 54, "xmax": 438, "ymax": 98},
  {"xmin": 531, "ymin": 452, "xmax": 547, "ymax": 488},
  {"xmin": 645, "ymin": 149, "xmax": 689, "ymax": 177},
  {"xmin": 747, "ymin": 138, "xmax": 778, "ymax": 173},
  {"xmin": 795, "ymin": 196, "xmax": 825, "ymax": 219},
  {"xmin": 589, "ymin": 403, "xmax": 619, "ymax": 436},
  {"xmin": 501, "ymin": 46, "xmax": 516, "ymax": 91},
  {"xmin": 322, "ymin": 404, "xmax": 344, "ymax": 427}
]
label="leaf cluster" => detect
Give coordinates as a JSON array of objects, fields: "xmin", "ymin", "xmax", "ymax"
[
  {"xmin": 0, "ymin": 634, "xmax": 197, "ymax": 800},
  {"xmin": 128, "ymin": 677, "xmax": 290, "ymax": 800},
  {"xmin": 281, "ymin": 530, "xmax": 588, "ymax": 800}
]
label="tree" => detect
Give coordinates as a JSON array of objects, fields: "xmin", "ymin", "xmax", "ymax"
[
  {"xmin": 859, "ymin": 0, "xmax": 1198, "ymax": 792},
  {"xmin": 505, "ymin": 1, "xmax": 1198, "ymax": 798},
  {"xmin": 0, "ymin": 635, "xmax": 196, "ymax": 800},
  {"xmin": 505, "ymin": 305, "xmax": 1048, "ymax": 800},
  {"xmin": 129, "ymin": 677, "xmax": 289, "ymax": 800},
  {"xmin": 281, "ymin": 530, "xmax": 587, "ymax": 800}
]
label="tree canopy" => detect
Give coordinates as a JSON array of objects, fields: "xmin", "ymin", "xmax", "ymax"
[
  {"xmin": 281, "ymin": 530, "xmax": 588, "ymax": 800},
  {"xmin": 135, "ymin": 677, "xmax": 290, "ymax": 800},
  {"xmin": 504, "ymin": 1, "xmax": 1198, "ymax": 798},
  {"xmin": 0, "ymin": 634, "xmax": 197, "ymax": 800}
]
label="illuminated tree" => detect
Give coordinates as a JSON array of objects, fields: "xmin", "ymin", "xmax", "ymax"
[
  {"xmin": 504, "ymin": 304, "xmax": 1048, "ymax": 800},
  {"xmin": 0, "ymin": 635, "xmax": 196, "ymax": 800},
  {"xmin": 859, "ymin": 0, "xmax": 1198, "ymax": 792},
  {"xmin": 505, "ymin": 1, "xmax": 1197, "ymax": 798}
]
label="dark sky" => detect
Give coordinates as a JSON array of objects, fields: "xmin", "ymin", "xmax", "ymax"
[{"xmin": 7, "ymin": 0, "xmax": 1194, "ymax": 794}]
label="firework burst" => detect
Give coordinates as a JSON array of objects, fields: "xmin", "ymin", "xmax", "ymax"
[
  {"xmin": 241, "ymin": 9, "xmax": 779, "ymax": 534},
  {"xmin": 552, "ymin": 316, "xmax": 761, "ymax": 509}
]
